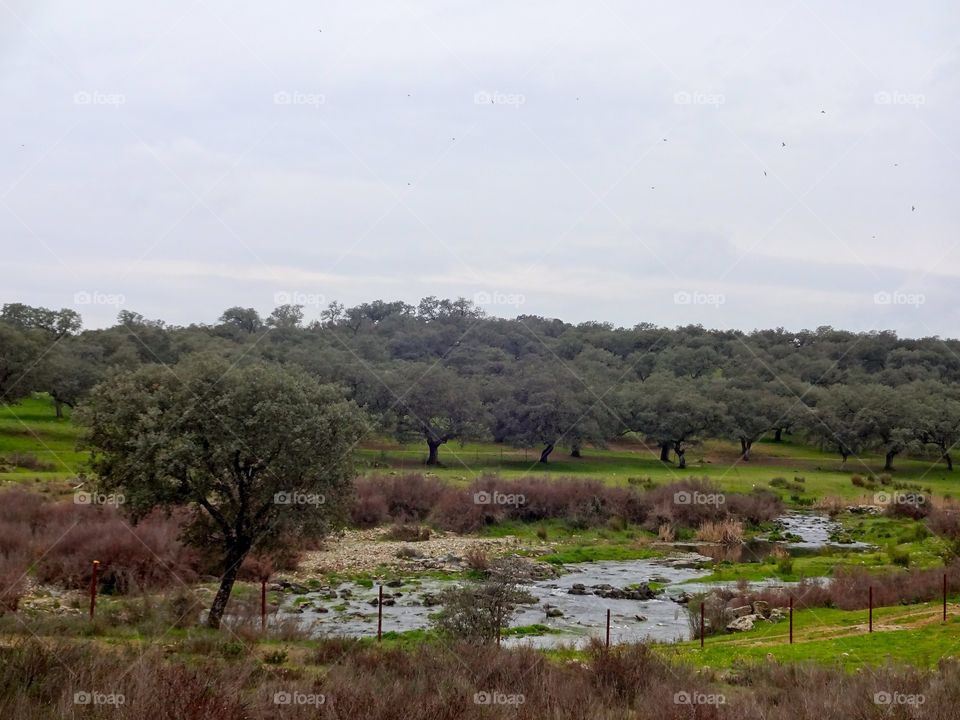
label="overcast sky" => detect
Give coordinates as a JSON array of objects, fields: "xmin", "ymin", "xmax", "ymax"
[{"xmin": 1, "ymin": 1, "xmax": 958, "ymax": 336}]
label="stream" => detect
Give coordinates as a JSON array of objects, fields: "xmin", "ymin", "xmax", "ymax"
[{"xmin": 278, "ymin": 512, "xmax": 861, "ymax": 647}]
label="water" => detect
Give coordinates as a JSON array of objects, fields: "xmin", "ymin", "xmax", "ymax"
[
  {"xmin": 279, "ymin": 512, "xmax": 861, "ymax": 647},
  {"xmin": 284, "ymin": 556, "xmax": 711, "ymax": 647}
]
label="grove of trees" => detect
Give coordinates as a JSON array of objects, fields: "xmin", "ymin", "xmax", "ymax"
[{"xmin": 5, "ymin": 298, "xmax": 960, "ymax": 471}]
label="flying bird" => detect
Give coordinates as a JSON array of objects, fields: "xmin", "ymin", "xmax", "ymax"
[
  {"xmin": 912, "ymin": 206, "xmax": 916, "ymax": 212},
  {"xmin": 781, "ymin": 142, "xmax": 787, "ymax": 148},
  {"xmin": 763, "ymin": 170, "xmax": 767, "ymax": 177}
]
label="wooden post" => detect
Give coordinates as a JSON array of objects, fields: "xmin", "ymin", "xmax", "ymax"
[
  {"xmin": 944, "ymin": 574, "xmax": 948, "ymax": 622},
  {"xmin": 789, "ymin": 596, "xmax": 793, "ymax": 644},
  {"xmin": 377, "ymin": 585, "xmax": 383, "ymax": 642},
  {"xmin": 89, "ymin": 560, "xmax": 100, "ymax": 620},
  {"xmin": 260, "ymin": 579, "xmax": 267, "ymax": 631},
  {"xmin": 869, "ymin": 586, "xmax": 873, "ymax": 633},
  {"xmin": 605, "ymin": 609, "xmax": 611, "ymax": 648},
  {"xmin": 700, "ymin": 602, "xmax": 705, "ymax": 648}
]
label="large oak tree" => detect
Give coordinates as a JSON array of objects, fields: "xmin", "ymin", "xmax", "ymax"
[{"xmin": 78, "ymin": 356, "xmax": 364, "ymax": 628}]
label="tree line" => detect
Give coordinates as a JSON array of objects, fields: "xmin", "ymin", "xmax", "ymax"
[{"xmin": 3, "ymin": 298, "xmax": 960, "ymax": 470}]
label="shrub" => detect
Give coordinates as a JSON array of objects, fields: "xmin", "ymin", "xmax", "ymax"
[
  {"xmin": 695, "ymin": 520, "xmax": 744, "ymax": 545},
  {"xmin": 464, "ymin": 546, "xmax": 490, "ymax": 572}
]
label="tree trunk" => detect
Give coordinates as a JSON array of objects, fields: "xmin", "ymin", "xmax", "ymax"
[
  {"xmin": 539, "ymin": 444, "xmax": 554, "ymax": 463},
  {"xmin": 674, "ymin": 442, "xmax": 686, "ymax": 469},
  {"xmin": 943, "ymin": 447, "xmax": 953, "ymax": 471},
  {"xmin": 54, "ymin": 401, "xmax": 63, "ymax": 419},
  {"xmin": 426, "ymin": 439, "xmax": 442, "ymax": 466},
  {"xmin": 884, "ymin": 450, "xmax": 897, "ymax": 471},
  {"xmin": 773, "ymin": 428, "xmax": 783, "ymax": 442},
  {"xmin": 207, "ymin": 541, "xmax": 250, "ymax": 629},
  {"xmin": 659, "ymin": 443, "xmax": 671, "ymax": 462},
  {"xmin": 570, "ymin": 443, "xmax": 582, "ymax": 458},
  {"xmin": 741, "ymin": 438, "xmax": 752, "ymax": 461}
]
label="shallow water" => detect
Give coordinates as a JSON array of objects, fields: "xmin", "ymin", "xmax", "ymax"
[{"xmin": 279, "ymin": 512, "xmax": 860, "ymax": 647}]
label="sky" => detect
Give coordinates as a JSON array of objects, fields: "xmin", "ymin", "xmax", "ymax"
[{"xmin": 1, "ymin": 1, "xmax": 958, "ymax": 336}]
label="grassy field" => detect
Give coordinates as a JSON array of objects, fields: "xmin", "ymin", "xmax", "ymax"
[
  {"xmin": 3, "ymin": 392, "xmax": 958, "ymax": 502},
  {"xmin": 672, "ymin": 599, "xmax": 960, "ymax": 669}
]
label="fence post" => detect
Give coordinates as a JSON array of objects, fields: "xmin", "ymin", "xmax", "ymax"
[
  {"xmin": 869, "ymin": 586, "xmax": 873, "ymax": 633},
  {"xmin": 89, "ymin": 560, "xmax": 99, "ymax": 620},
  {"xmin": 789, "ymin": 596, "xmax": 793, "ymax": 644},
  {"xmin": 944, "ymin": 574, "xmax": 948, "ymax": 622},
  {"xmin": 261, "ymin": 579, "xmax": 267, "ymax": 631},
  {"xmin": 377, "ymin": 585, "xmax": 384, "ymax": 642},
  {"xmin": 700, "ymin": 602, "xmax": 705, "ymax": 649},
  {"xmin": 606, "ymin": 609, "xmax": 611, "ymax": 648}
]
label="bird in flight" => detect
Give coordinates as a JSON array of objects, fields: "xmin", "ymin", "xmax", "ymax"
[
  {"xmin": 781, "ymin": 142, "xmax": 787, "ymax": 148},
  {"xmin": 912, "ymin": 206, "xmax": 916, "ymax": 212}
]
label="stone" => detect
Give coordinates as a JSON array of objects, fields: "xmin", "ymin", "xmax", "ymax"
[
  {"xmin": 727, "ymin": 605, "xmax": 753, "ymax": 618},
  {"xmin": 726, "ymin": 614, "xmax": 759, "ymax": 632},
  {"xmin": 568, "ymin": 583, "xmax": 588, "ymax": 595},
  {"xmin": 545, "ymin": 608, "xmax": 564, "ymax": 618},
  {"xmin": 752, "ymin": 600, "xmax": 770, "ymax": 618},
  {"xmin": 634, "ymin": 614, "xmax": 647, "ymax": 622}
]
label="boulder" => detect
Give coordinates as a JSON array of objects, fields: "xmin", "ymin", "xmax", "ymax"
[
  {"xmin": 752, "ymin": 600, "xmax": 770, "ymax": 618},
  {"xmin": 545, "ymin": 608, "xmax": 564, "ymax": 618},
  {"xmin": 568, "ymin": 583, "xmax": 589, "ymax": 596},
  {"xmin": 727, "ymin": 605, "xmax": 752, "ymax": 618},
  {"xmin": 726, "ymin": 614, "xmax": 758, "ymax": 632}
]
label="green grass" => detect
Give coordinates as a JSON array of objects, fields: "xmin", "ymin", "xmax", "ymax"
[
  {"xmin": 0, "ymin": 394, "xmax": 85, "ymax": 481},
  {"xmin": 4, "ymin": 394, "xmax": 960, "ymax": 503},
  {"xmin": 671, "ymin": 600, "xmax": 960, "ymax": 669}
]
